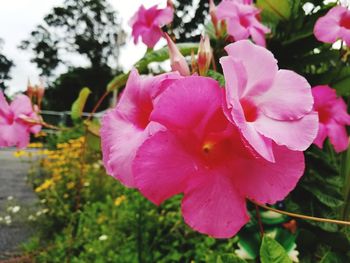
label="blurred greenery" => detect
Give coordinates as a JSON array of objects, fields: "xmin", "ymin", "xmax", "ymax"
[{"xmin": 0, "ymin": 38, "xmax": 13, "ymax": 91}]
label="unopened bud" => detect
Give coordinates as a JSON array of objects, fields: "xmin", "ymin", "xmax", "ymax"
[
  {"xmin": 167, "ymin": 0, "xmax": 174, "ymax": 10},
  {"xmin": 165, "ymin": 33, "xmax": 190, "ymax": 76},
  {"xmin": 37, "ymin": 82, "xmax": 45, "ymax": 109},
  {"xmin": 197, "ymin": 35, "xmax": 212, "ymax": 76},
  {"xmin": 27, "ymin": 79, "xmax": 34, "ymax": 99},
  {"xmin": 209, "ymin": 0, "xmax": 219, "ymax": 35}
]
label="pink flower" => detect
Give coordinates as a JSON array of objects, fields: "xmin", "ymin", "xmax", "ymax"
[
  {"xmin": 220, "ymin": 40, "xmax": 318, "ymax": 162},
  {"xmin": 314, "ymin": 6, "xmax": 350, "ymax": 46},
  {"xmin": 0, "ymin": 92, "xmax": 41, "ymax": 148},
  {"xmin": 164, "ymin": 33, "xmax": 190, "ymax": 76},
  {"xmin": 216, "ymin": 0, "xmax": 270, "ymax": 46},
  {"xmin": 132, "ymin": 76, "xmax": 305, "ymax": 238},
  {"xmin": 129, "ymin": 5, "xmax": 174, "ymax": 48},
  {"xmin": 100, "ymin": 69, "xmax": 181, "ymax": 187},
  {"xmin": 312, "ymin": 85, "xmax": 350, "ymax": 152}
]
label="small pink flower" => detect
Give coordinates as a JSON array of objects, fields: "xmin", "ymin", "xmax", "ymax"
[
  {"xmin": 0, "ymin": 92, "xmax": 41, "ymax": 148},
  {"xmin": 312, "ymin": 85, "xmax": 350, "ymax": 152},
  {"xmin": 164, "ymin": 33, "xmax": 190, "ymax": 76},
  {"xmin": 216, "ymin": 0, "xmax": 270, "ymax": 46},
  {"xmin": 220, "ymin": 40, "xmax": 319, "ymax": 162},
  {"xmin": 129, "ymin": 4, "xmax": 174, "ymax": 48},
  {"xmin": 133, "ymin": 76, "xmax": 305, "ymax": 238},
  {"xmin": 100, "ymin": 69, "xmax": 181, "ymax": 187},
  {"xmin": 314, "ymin": 6, "xmax": 350, "ymax": 46}
]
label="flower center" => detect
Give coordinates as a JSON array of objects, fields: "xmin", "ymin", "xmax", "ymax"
[
  {"xmin": 340, "ymin": 13, "xmax": 350, "ymax": 30},
  {"xmin": 240, "ymin": 99, "xmax": 258, "ymax": 122},
  {"xmin": 317, "ymin": 107, "xmax": 331, "ymax": 123},
  {"xmin": 136, "ymin": 100, "xmax": 153, "ymax": 129},
  {"xmin": 239, "ymin": 15, "xmax": 251, "ymax": 28}
]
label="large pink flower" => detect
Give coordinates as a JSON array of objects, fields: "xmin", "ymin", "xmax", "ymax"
[
  {"xmin": 312, "ymin": 85, "xmax": 350, "ymax": 152},
  {"xmin": 314, "ymin": 6, "xmax": 350, "ymax": 46},
  {"xmin": 0, "ymin": 92, "xmax": 41, "ymax": 148},
  {"xmin": 216, "ymin": 0, "xmax": 270, "ymax": 46},
  {"xmin": 129, "ymin": 4, "xmax": 174, "ymax": 48},
  {"xmin": 132, "ymin": 76, "xmax": 305, "ymax": 238},
  {"xmin": 100, "ymin": 69, "xmax": 181, "ymax": 188},
  {"xmin": 220, "ymin": 40, "xmax": 318, "ymax": 162}
]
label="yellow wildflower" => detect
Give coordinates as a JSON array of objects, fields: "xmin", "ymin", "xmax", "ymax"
[
  {"xmin": 114, "ymin": 195, "xmax": 126, "ymax": 206},
  {"xmin": 35, "ymin": 179, "xmax": 54, "ymax": 193},
  {"xmin": 66, "ymin": 182, "xmax": 75, "ymax": 190}
]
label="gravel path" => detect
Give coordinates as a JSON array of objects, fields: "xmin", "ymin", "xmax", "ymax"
[{"xmin": 0, "ymin": 149, "xmax": 38, "ymax": 259}]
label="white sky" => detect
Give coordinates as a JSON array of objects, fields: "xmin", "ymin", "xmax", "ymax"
[{"xmin": 0, "ymin": 0, "xmax": 166, "ymax": 95}]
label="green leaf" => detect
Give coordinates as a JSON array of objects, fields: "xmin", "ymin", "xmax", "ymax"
[
  {"xmin": 216, "ymin": 254, "xmax": 248, "ymax": 263},
  {"xmin": 260, "ymin": 236, "xmax": 292, "ymax": 263},
  {"xmin": 332, "ymin": 67, "xmax": 350, "ymax": 96},
  {"xmin": 107, "ymin": 43, "xmax": 199, "ymax": 92},
  {"xmin": 71, "ymin": 87, "xmax": 91, "ymax": 121},
  {"xmin": 320, "ymin": 251, "xmax": 347, "ymax": 263},
  {"xmin": 207, "ymin": 70, "xmax": 225, "ymax": 87},
  {"xmin": 257, "ymin": 0, "xmax": 291, "ymax": 22},
  {"xmin": 302, "ymin": 184, "xmax": 344, "ymax": 208}
]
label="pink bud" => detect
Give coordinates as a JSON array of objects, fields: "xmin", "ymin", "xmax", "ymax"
[
  {"xmin": 165, "ymin": 33, "xmax": 190, "ymax": 76},
  {"xmin": 26, "ymin": 79, "xmax": 34, "ymax": 98},
  {"xmin": 37, "ymin": 82, "xmax": 45, "ymax": 109},
  {"xmin": 167, "ymin": 0, "xmax": 174, "ymax": 10},
  {"xmin": 197, "ymin": 35, "xmax": 212, "ymax": 76},
  {"xmin": 209, "ymin": 0, "xmax": 219, "ymax": 34}
]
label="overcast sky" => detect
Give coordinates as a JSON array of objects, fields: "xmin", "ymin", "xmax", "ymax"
[{"xmin": 0, "ymin": 0, "xmax": 165, "ymax": 95}]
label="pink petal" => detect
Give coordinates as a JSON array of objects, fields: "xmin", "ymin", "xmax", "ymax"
[
  {"xmin": 327, "ymin": 120, "xmax": 349, "ymax": 153},
  {"xmin": 312, "ymin": 85, "xmax": 337, "ymax": 109},
  {"xmin": 313, "ymin": 123, "xmax": 327, "ymax": 149},
  {"xmin": 101, "ymin": 109, "xmax": 162, "ymax": 187},
  {"xmin": 224, "ymin": 40, "xmax": 278, "ymax": 97},
  {"xmin": 333, "ymin": 98, "xmax": 350, "ymax": 125},
  {"xmin": 154, "ymin": 6, "xmax": 174, "ymax": 25},
  {"xmin": 0, "ymin": 122, "xmax": 30, "ymax": 148},
  {"xmin": 10, "ymin": 95, "xmax": 33, "ymax": 117},
  {"xmin": 118, "ymin": 69, "xmax": 180, "ymax": 129},
  {"xmin": 233, "ymin": 143, "xmax": 305, "ymax": 204},
  {"xmin": 220, "ymin": 56, "xmax": 247, "ymax": 99},
  {"xmin": 226, "ymin": 17, "xmax": 250, "ymax": 41},
  {"xmin": 257, "ymin": 70, "xmax": 314, "ymax": 120},
  {"xmin": 151, "ymin": 76, "xmax": 223, "ymax": 133},
  {"xmin": 314, "ymin": 6, "xmax": 344, "ymax": 44},
  {"xmin": 249, "ymin": 27, "xmax": 266, "ymax": 47},
  {"xmin": 141, "ymin": 26, "xmax": 163, "ymax": 48},
  {"xmin": 133, "ymin": 131, "xmax": 196, "ymax": 205},
  {"xmin": 0, "ymin": 91, "xmax": 11, "ymax": 119},
  {"xmin": 216, "ymin": 0, "xmax": 239, "ymax": 20},
  {"xmin": 181, "ymin": 168, "xmax": 249, "ymax": 238},
  {"xmin": 223, "ymin": 100, "xmax": 276, "ymax": 163},
  {"xmin": 254, "ymin": 111, "xmax": 319, "ymax": 151}
]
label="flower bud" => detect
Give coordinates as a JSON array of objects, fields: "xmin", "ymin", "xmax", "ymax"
[
  {"xmin": 26, "ymin": 79, "xmax": 34, "ymax": 99},
  {"xmin": 197, "ymin": 35, "xmax": 212, "ymax": 76},
  {"xmin": 165, "ymin": 33, "xmax": 190, "ymax": 76},
  {"xmin": 37, "ymin": 82, "xmax": 45, "ymax": 109},
  {"xmin": 209, "ymin": 0, "xmax": 219, "ymax": 35}
]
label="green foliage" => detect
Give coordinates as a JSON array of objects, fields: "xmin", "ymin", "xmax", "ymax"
[
  {"xmin": 71, "ymin": 87, "xmax": 91, "ymax": 121},
  {"xmin": 260, "ymin": 236, "xmax": 292, "ymax": 263},
  {"xmin": 257, "ymin": 0, "xmax": 292, "ymax": 22},
  {"xmin": 0, "ymin": 39, "xmax": 14, "ymax": 91}
]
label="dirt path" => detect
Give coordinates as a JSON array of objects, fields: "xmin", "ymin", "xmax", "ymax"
[{"xmin": 0, "ymin": 149, "xmax": 38, "ymax": 259}]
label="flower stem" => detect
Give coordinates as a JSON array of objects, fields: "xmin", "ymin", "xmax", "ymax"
[
  {"xmin": 255, "ymin": 204, "xmax": 264, "ymax": 237},
  {"xmin": 250, "ymin": 200, "xmax": 350, "ymax": 226},
  {"xmin": 88, "ymin": 91, "xmax": 110, "ymax": 120}
]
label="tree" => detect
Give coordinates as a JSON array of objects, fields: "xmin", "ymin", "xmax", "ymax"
[
  {"xmin": 0, "ymin": 39, "xmax": 14, "ymax": 91},
  {"xmin": 20, "ymin": 0, "xmax": 125, "ymax": 77},
  {"xmin": 20, "ymin": 0, "xmax": 125, "ymax": 110}
]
